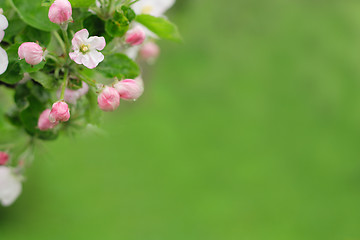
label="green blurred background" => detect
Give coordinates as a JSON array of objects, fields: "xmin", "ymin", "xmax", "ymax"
[{"xmin": 2, "ymin": 0, "xmax": 360, "ymax": 239}]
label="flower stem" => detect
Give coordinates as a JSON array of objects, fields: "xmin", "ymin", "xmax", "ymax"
[
  {"xmin": 61, "ymin": 28, "xmax": 70, "ymax": 59},
  {"xmin": 60, "ymin": 68, "xmax": 69, "ymax": 100},
  {"xmin": 52, "ymin": 31, "xmax": 66, "ymax": 56},
  {"xmin": 77, "ymin": 72, "xmax": 97, "ymax": 88}
]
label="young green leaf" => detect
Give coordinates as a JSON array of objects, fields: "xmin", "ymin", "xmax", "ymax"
[
  {"xmin": 135, "ymin": 14, "xmax": 182, "ymax": 42},
  {"xmin": 97, "ymin": 53, "xmax": 140, "ymax": 79},
  {"xmin": 69, "ymin": 0, "xmax": 95, "ymax": 8},
  {"xmin": 29, "ymin": 71, "xmax": 57, "ymax": 89},
  {"xmin": 9, "ymin": 0, "xmax": 58, "ymax": 32}
]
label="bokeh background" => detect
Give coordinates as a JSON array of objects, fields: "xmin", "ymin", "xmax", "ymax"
[{"xmin": 2, "ymin": 0, "xmax": 360, "ymax": 239}]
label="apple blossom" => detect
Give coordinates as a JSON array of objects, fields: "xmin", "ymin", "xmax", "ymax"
[
  {"xmin": 114, "ymin": 79, "xmax": 144, "ymax": 101},
  {"xmin": 48, "ymin": 0, "xmax": 72, "ymax": 25},
  {"xmin": 0, "ymin": 152, "xmax": 9, "ymax": 165},
  {"xmin": 69, "ymin": 29, "xmax": 106, "ymax": 69},
  {"xmin": 0, "ymin": 47, "xmax": 8, "ymax": 75},
  {"xmin": 38, "ymin": 109, "xmax": 59, "ymax": 131},
  {"xmin": 126, "ymin": 26, "xmax": 146, "ymax": 46},
  {"xmin": 0, "ymin": 10, "xmax": 8, "ymax": 75},
  {"xmin": 0, "ymin": 166, "xmax": 22, "ymax": 207},
  {"xmin": 97, "ymin": 87, "xmax": 120, "ymax": 111},
  {"xmin": 0, "ymin": 9, "xmax": 8, "ymax": 42},
  {"xmin": 131, "ymin": 0, "xmax": 175, "ymax": 17},
  {"xmin": 140, "ymin": 42, "xmax": 160, "ymax": 61},
  {"xmin": 18, "ymin": 42, "xmax": 44, "ymax": 65},
  {"xmin": 49, "ymin": 101, "xmax": 70, "ymax": 123}
]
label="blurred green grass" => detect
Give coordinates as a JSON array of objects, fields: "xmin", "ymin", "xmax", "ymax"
[{"xmin": 2, "ymin": 0, "xmax": 360, "ymax": 239}]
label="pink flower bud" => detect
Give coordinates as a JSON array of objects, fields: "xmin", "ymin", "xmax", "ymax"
[
  {"xmin": 140, "ymin": 42, "xmax": 160, "ymax": 60},
  {"xmin": 18, "ymin": 42, "xmax": 44, "ymax": 65},
  {"xmin": 0, "ymin": 152, "xmax": 9, "ymax": 165},
  {"xmin": 114, "ymin": 79, "xmax": 144, "ymax": 100},
  {"xmin": 49, "ymin": 101, "xmax": 70, "ymax": 122},
  {"xmin": 48, "ymin": 0, "xmax": 72, "ymax": 24},
  {"xmin": 97, "ymin": 87, "xmax": 120, "ymax": 112},
  {"xmin": 38, "ymin": 109, "xmax": 59, "ymax": 131},
  {"xmin": 125, "ymin": 26, "xmax": 146, "ymax": 46}
]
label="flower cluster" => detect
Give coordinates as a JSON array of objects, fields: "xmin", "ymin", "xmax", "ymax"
[{"xmin": 0, "ymin": 0, "xmax": 179, "ymax": 207}]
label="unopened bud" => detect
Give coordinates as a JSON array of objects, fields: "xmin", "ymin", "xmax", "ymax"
[
  {"xmin": 49, "ymin": 101, "xmax": 70, "ymax": 122},
  {"xmin": 97, "ymin": 87, "xmax": 120, "ymax": 111}
]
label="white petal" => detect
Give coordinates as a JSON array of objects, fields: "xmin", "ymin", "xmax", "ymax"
[
  {"xmin": 71, "ymin": 29, "xmax": 89, "ymax": 49},
  {"xmin": 69, "ymin": 51, "xmax": 83, "ymax": 64},
  {"xmin": 87, "ymin": 36, "xmax": 106, "ymax": 51},
  {"xmin": 0, "ymin": 30, "xmax": 4, "ymax": 42},
  {"xmin": 0, "ymin": 167, "xmax": 22, "ymax": 207},
  {"xmin": 0, "ymin": 47, "xmax": 8, "ymax": 75},
  {"xmin": 132, "ymin": 0, "xmax": 175, "ymax": 17},
  {"xmin": 0, "ymin": 14, "xmax": 8, "ymax": 30},
  {"xmin": 82, "ymin": 50, "xmax": 104, "ymax": 69}
]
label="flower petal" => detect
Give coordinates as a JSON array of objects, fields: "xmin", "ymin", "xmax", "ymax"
[
  {"xmin": 0, "ymin": 14, "xmax": 8, "ymax": 31},
  {"xmin": 71, "ymin": 29, "xmax": 89, "ymax": 49},
  {"xmin": 0, "ymin": 30, "xmax": 4, "ymax": 42},
  {"xmin": 87, "ymin": 36, "xmax": 106, "ymax": 51},
  {"xmin": 82, "ymin": 50, "xmax": 104, "ymax": 69},
  {"xmin": 0, "ymin": 47, "xmax": 8, "ymax": 75},
  {"xmin": 0, "ymin": 167, "xmax": 22, "ymax": 207},
  {"xmin": 131, "ymin": 0, "xmax": 175, "ymax": 17},
  {"xmin": 69, "ymin": 51, "xmax": 83, "ymax": 64}
]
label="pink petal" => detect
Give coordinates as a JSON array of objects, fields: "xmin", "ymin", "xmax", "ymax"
[
  {"xmin": 88, "ymin": 36, "xmax": 106, "ymax": 51},
  {"xmin": 82, "ymin": 51, "xmax": 104, "ymax": 69},
  {"xmin": 71, "ymin": 29, "xmax": 89, "ymax": 49},
  {"xmin": 69, "ymin": 51, "xmax": 83, "ymax": 64}
]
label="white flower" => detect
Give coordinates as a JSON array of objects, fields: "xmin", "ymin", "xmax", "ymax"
[
  {"xmin": 132, "ymin": 0, "xmax": 175, "ymax": 17},
  {"xmin": 0, "ymin": 167, "xmax": 22, "ymax": 207},
  {"xmin": 69, "ymin": 29, "xmax": 106, "ymax": 69},
  {"xmin": 0, "ymin": 10, "xmax": 8, "ymax": 75},
  {"xmin": 0, "ymin": 11, "xmax": 8, "ymax": 42},
  {"xmin": 0, "ymin": 47, "xmax": 8, "ymax": 75}
]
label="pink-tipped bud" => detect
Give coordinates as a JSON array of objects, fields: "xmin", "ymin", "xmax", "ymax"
[
  {"xmin": 0, "ymin": 152, "xmax": 9, "ymax": 165},
  {"xmin": 140, "ymin": 42, "xmax": 160, "ymax": 60},
  {"xmin": 49, "ymin": 101, "xmax": 70, "ymax": 122},
  {"xmin": 125, "ymin": 26, "xmax": 146, "ymax": 46},
  {"xmin": 18, "ymin": 42, "xmax": 44, "ymax": 65},
  {"xmin": 38, "ymin": 109, "xmax": 59, "ymax": 131},
  {"xmin": 48, "ymin": 0, "xmax": 72, "ymax": 24},
  {"xmin": 114, "ymin": 79, "xmax": 144, "ymax": 101},
  {"xmin": 97, "ymin": 87, "xmax": 120, "ymax": 112}
]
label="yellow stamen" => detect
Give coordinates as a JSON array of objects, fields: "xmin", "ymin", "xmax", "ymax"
[{"xmin": 141, "ymin": 5, "xmax": 153, "ymax": 14}]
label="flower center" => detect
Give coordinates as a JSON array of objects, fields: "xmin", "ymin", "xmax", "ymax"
[
  {"xmin": 141, "ymin": 5, "xmax": 153, "ymax": 14},
  {"xmin": 80, "ymin": 44, "xmax": 90, "ymax": 53}
]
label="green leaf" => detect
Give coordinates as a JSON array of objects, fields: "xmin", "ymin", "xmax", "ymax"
[
  {"xmin": 21, "ymin": 26, "xmax": 52, "ymax": 45},
  {"xmin": 97, "ymin": 53, "xmax": 140, "ymax": 79},
  {"xmin": 135, "ymin": 14, "xmax": 182, "ymax": 42},
  {"xmin": 20, "ymin": 95, "xmax": 44, "ymax": 135},
  {"xmin": 20, "ymin": 60, "xmax": 46, "ymax": 74},
  {"xmin": 0, "ymin": 62, "xmax": 22, "ymax": 84},
  {"xmin": 84, "ymin": 88, "xmax": 101, "ymax": 125},
  {"xmin": 0, "ymin": 44, "xmax": 23, "ymax": 84},
  {"xmin": 14, "ymin": 83, "xmax": 31, "ymax": 110},
  {"xmin": 29, "ymin": 71, "xmax": 57, "ymax": 89},
  {"xmin": 9, "ymin": 0, "xmax": 58, "ymax": 32},
  {"xmin": 69, "ymin": 0, "xmax": 95, "ymax": 8},
  {"xmin": 105, "ymin": 10, "xmax": 129, "ymax": 37},
  {"xmin": 83, "ymin": 15, "xmax": 106, "ymax": 37}
]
